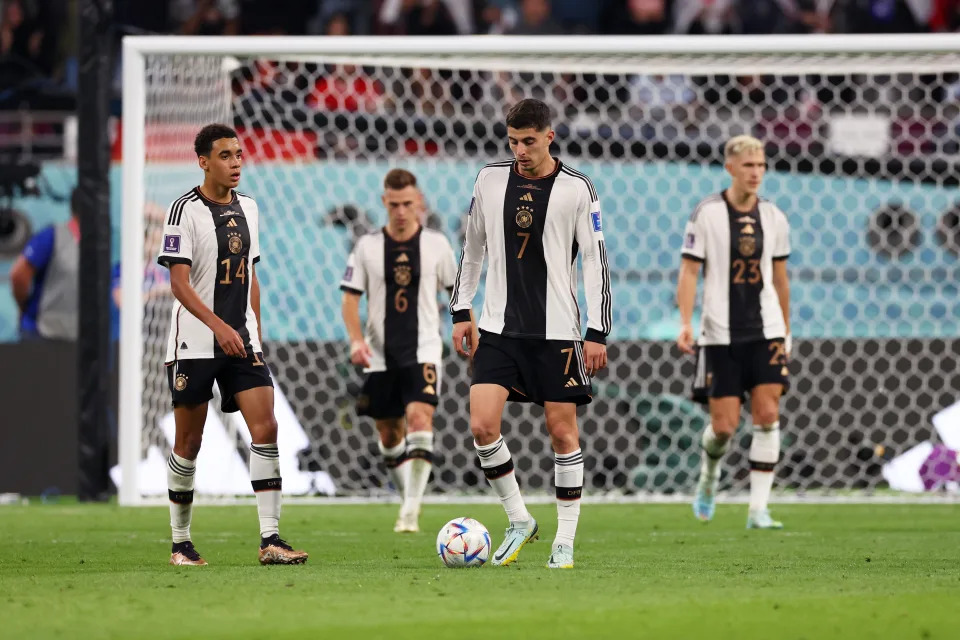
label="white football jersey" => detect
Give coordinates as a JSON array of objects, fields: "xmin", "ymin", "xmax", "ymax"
[
  {"xmin": 682, "ymin": 191, "xmax": 790, "ymax": 346},
  {"xmin": 340, "ymin": 226, "xmax": 457, "ymax": 372},
  {"xmin": 451, "ymin": 159, "xmax": 612, "ymax": 344},
  {"xmin": 158, "ymin": 188, "xmax": 262, "ymax": 361}
]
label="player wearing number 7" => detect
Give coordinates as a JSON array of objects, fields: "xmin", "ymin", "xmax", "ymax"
[
  {"xmin": 676, "ymin": 135, "xmax": 792, "ymax": 530},
  {"xmin": 450, "ymin": 99, "xmax": 612, "ymax": 569},
  {"xmin": 340, "ymin": 169, "xmax": 459, "ymax": 534},
  {"xmin": 157, "ymin": 124, "xmax": 307, "ymax": 566}
]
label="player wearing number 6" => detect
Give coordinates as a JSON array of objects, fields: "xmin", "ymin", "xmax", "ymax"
[
  {"xmin": 676, "ymin": 135, "xmax": 792, "ymax": 530},
  {"xmin": 340, "ymin": 169, "xmax": 458, "ymax": 534},
  {"xmin": 450, "ymin": 99, "xmax": 612, "ymax": 569},
  {"xmin": 157, "ymin": 124, "xmax": 307, "ymax": 566}
]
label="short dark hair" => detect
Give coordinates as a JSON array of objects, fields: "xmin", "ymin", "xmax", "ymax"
[
  {"xmin": 70, "ymin": 188, "xmax": 81, "ymax": 216},
  {"xmin": 384, "ymin": 168, "xmax": 418, "ymax": 190},
  {"xmin": 194, "ymin": 123, "xmax": 238, "ymax": 156},
  {"xmin": 506, "ymin": 99, "xmax": 551, "ymax": 131}
]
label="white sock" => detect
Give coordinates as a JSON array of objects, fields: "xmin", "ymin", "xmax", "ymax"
[
  {"xmin": 167, "ymin": 452, "xmax": 196, "ymax": 544},
  {"xmin": 748, "ymin": 422, "xmax": 780, "ymax": 513},
  {"xmin": 250, "ymin": 443, "xmax": 282, "ymax": 538},
  {"xmin": 554, "ymin": 449, "xmax": 583, "ymax": 549},
  {"xmin": 402, "ymin": 431, "xmax": 433, "ymax": 515},
  {"xmin": 700, "ymin": 424, "xmax": 729, "ymax": 488},
  {"xmin": 378, "ymin": 438, "xmax": 409, "ymax": 497},
  {"xmin": 475, "ymin": 437, "xmax": 531, "ymax": 525}
]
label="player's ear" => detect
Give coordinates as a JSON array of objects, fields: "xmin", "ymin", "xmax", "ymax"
[
  {"xmin": 546, "ymin": 129, "xmax": 555, "ymax": 145},
  {"xmin": 198, "ymin": 154, "xmax": 209, "ymax": 172}
]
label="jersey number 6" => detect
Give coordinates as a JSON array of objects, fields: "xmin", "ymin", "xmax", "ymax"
[{"xmin": 394, "ymin": 288, "xmax": 408, "ymax": 313}]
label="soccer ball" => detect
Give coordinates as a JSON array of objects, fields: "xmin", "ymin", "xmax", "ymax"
[{"xmin": 436, "ymin": 517, "xmax": 491, "ymax": 568}]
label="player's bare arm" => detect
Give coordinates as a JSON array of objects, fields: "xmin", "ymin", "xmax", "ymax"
[
  {"xmin": 676, "ymin": 257, "xmax": 701, "ymax": 355},
  {"xmin": 772, "ymin": 258, "xmax": 791, "ymax": 356},
  {"xmin": 169, "ymin": 262, "xmax": 245, "ymax": 357},
  {"xmin": 251, "ymin": 264, "xmax": 262, "ymax": 346},
  {"xmin": 341, "ymin": 290, "xmax": 372, "ymax": 367},
  {"xmin": 9, "ymin": 255, "xmax": 34, "ymax": 313}
]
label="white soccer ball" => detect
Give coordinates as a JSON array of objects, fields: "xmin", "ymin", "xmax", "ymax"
[{"xmin": 436, "ymin": 517, "xmax": 491, "ymax": 568}]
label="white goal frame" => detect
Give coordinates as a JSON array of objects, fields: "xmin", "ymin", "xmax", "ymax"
[{"xmin": 119, "ymin": 33, "xmax": 960, "ymax": 506}]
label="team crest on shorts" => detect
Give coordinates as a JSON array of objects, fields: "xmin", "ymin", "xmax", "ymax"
[
  {"xmin": 394, "ymin": 265, "xmax": 412, "ymax": 286},
  {"xmin": 227, "ymin": 231, "xmax": 243, "ymax": 254},
  {"xmin": 516, "ymin": 205, "xmax": 533, "ymax": 228},
  {"xmin": 738, "ymin": 236, "xmax": 756, "ymax": 256},
  {"xmin": 174, "ymin": 374, "xmax": 188, "ymax": 391}
]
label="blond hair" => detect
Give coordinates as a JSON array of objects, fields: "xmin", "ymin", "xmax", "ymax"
[{"xmin": 724, "ymin": 135, "xmax": 764, "ymax": 160}]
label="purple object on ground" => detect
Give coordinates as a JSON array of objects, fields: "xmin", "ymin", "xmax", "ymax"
[{"xmin": 918, "ymin": 445, "xmax": 960, "ymax": 491}]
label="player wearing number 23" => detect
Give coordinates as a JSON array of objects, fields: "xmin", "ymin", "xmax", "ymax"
[{"xmin": 677, "ymin": 134, "xmax": 792, "ymax": 530}]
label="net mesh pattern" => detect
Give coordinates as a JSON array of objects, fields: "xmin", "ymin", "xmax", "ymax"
[{"xmin": 133, "ymin": 49, "xmax": 960, "ymax": 497}]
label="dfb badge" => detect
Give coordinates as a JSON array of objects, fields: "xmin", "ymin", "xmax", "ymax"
[
  {"xmin": 516, "ymin": 205, "xmax": 533, "ymax": 228},
  {"xmin": 394, "ymin": 265, "xmax": 412, "ymax": 286},
  {"xmin": 227, "ymin": 231, "xmax": 243, "ymax": 254}
]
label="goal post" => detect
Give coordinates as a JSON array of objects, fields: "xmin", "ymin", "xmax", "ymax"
[{"xmin": 119, "ymin": 34, "xmax": 960, "ymax": 505}]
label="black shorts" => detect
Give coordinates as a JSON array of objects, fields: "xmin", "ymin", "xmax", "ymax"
[
  {"xmin": 472, "ymin": 330, "xmax": 592, "ymax": 406},
  {"xmin": 357, "ymin": 363, "xmax": 441, "ymax": 420},
  {"xmin": 693, "ymin": 338, "xmax": 789, "ymax": 404},
  {"xmin": 166, "ymin": 352, "xmax": 273, "ymax": 413}
]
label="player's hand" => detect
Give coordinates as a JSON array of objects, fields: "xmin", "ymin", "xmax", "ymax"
[
  {"xmin": 214, "ymin": 321, "xmax": 246, "ymax": 357},
  {"xmin": 677, "ymin": 324, "xmax": 696, "ymax": 355},
  {"xmin": 349, "ymin": 340, "xmax": 372, "ymax": 367},
  {"xmin": 452, "ymin": 321, "xmax": 476, "ymax": 358},
  {"xmin": 583, "ymin": 341, "xmax": 607, "ymax": 376}
]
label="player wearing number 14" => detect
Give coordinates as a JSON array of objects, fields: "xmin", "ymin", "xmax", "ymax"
[
  {"xmin": 157, "ymin": 124, "xmax": 307, "ymax": 566},
  {"xmin": 677, "ymin": 135, "xmax": 792, "ymax": 530}
]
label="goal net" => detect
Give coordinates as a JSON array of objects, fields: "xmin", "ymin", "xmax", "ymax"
[{"xmin": 119, "ymin": 35, "xmax": 960, "ymax": 504}]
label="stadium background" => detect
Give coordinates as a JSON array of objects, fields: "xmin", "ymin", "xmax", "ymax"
[{"xmin": 2, "ymin": 1, "xmax": 960, "ymax": 498}]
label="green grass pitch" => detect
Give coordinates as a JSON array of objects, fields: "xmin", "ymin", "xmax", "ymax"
[{"xmin": 1, "ymin": 502, "xmax": 958, "ymax": 639}]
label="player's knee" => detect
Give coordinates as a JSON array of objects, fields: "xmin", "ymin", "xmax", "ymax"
[
  {"xmin": 753, "ymin": 407, "xmax": 779, "ymax": 428},
  {"xmin": 405, "ymin": 408, "xmax": 433, "ymax": 432},
  {"xmin": 548, "ymin": 431, "xmax": 579, "ymax": 453},
  {"xmin": 710, "ymin": 419, "xmax": 738, "ymax": 440},
  {"xmin": 545, "ymin": 418, "xmax": 578, "ymax": 452},
  {"xmin": 470, "ymin": 414, "xmax": 501, "ymax": 445},
  {"xmin": 250, "ymin": 415, "xmax": 279, "ymax": 443},
  {"xmin": 176, "ymin": 440, "xmax": 201, "ymax": 460}
]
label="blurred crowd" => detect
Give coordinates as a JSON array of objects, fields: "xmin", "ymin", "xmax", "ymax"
[{"xmin": 2, "ymin": 1, "xmax": 960, "ymax": 99}]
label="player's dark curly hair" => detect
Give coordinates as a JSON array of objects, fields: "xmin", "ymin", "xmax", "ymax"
[
  {"xmin": 505, "ymin": 99, "xmax": 551, "ymax": 131},
  {"xmin": 194, "ymin": 123, "xmax": 238, "ymax": 157}
]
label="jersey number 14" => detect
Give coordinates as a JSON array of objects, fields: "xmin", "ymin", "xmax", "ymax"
[{"xmin": 219, "ymin": 256, "xmax": 247, "ymax": 285}]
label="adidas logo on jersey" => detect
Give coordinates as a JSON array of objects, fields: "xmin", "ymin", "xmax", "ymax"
[
  {"xmin": 519, "ymin": 192, "xmax": 534, "ymax": 202},
  {"xmin": 396, "ymin": 253, "xmax": 409, "ymax": 263},
  {"xmin": 226, "ymin": 219, "xmax": 238, "ymax": 227},
  {"xmin": 565, "ymin": 378, "xmax": 579, "ymax": 388},
  {"xmin": 180, "ymin": 342, "xmax": 188, "ymax": 350}
]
